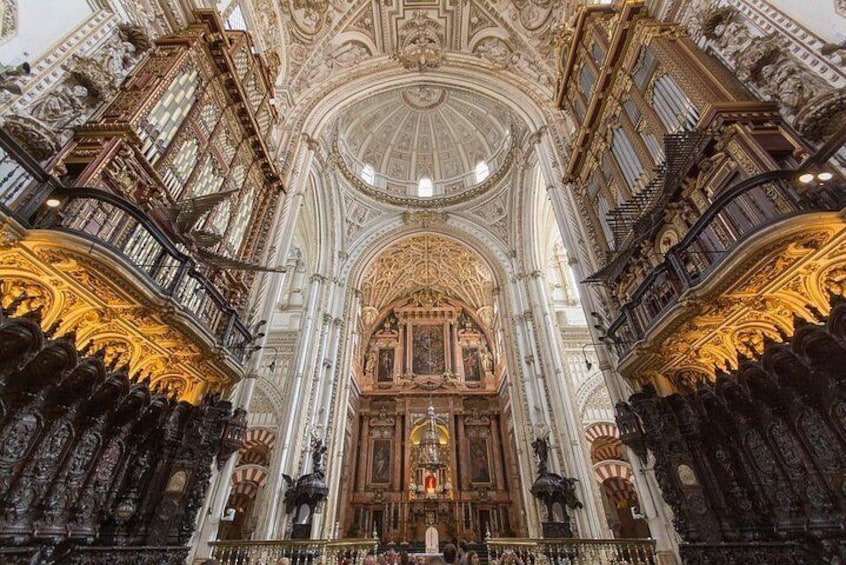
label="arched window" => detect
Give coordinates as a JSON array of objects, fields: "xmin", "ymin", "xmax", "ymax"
[
  {"xmin": 474, "ymin": 160, "xmax": 490, "ymax": 183},
  {"xmin": 361, "ymin": 163, "xmax": 375, "ymax": 184},
  {"xmin": 418, "ymin": 176, "xmax": 434, "ymax": 198},
  {"xmin": 226, "ymin": 186, "xmax": 255, "ymax": 255}
]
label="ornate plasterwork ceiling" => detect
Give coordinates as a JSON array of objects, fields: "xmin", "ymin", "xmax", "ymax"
[
  {"xmin": 334, "ymin": 83, "xmax": 515, "ymax": 205},
  {"xmin": 246, "ymin": 0, "xmax": 572, "ymax": 102},
  {"xmin": 359, "ymin": 234, "xmax": 496, "ymax": 312},
  {"xmin": 338, "ymin": 84, "xmax": 511, "ymax": 184}
]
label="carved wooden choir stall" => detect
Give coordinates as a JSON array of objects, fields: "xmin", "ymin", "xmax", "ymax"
[
  {"xmin": 617, "ymin": 296, "xmax": 846, "ymax": 564},
  {"xmin": 0, "ymin": 296, "xmax": 245, "ymax": 564}
]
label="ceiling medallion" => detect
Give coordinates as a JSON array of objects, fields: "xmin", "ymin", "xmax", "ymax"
[
  {"xmin": 394, "ymin": 12, "xmax": 445, "ymax": 72},
  {"xmin": 401, "ymin": 85, "xmax": 448, "ymax": 111}
]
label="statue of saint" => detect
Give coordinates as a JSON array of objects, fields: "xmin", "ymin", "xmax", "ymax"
[
  {"xmin": 311, "ymin": 437, "xmax": 327, "ymax": 476},
  {"xmin": 481, "ymin": 346, "xmax": 493, "ymax": 373},
  {"xmin": 532, "ymin": 435, "xmax": 550, "ymax": 475},
  {"xmin": 424, "ymin": 471, "xmax": 438, "ymax": 495},
  {"xmin": 365, "ymin": 347, "xmax": 377, "ymax": 378}
]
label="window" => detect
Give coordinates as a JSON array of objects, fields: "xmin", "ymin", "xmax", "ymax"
[
  {"xmin": 361, "ymin": 163, "xmax": 375, "ymax": 184},
  {"xmin": 641, "ymin": 131, "xmax": 665, "ymax": 164},
  {"xmin": 572, "ymin": 97, "xmax": 586, "ymax": 122},
  {"xmin": 587, "ymin": 176, "xmax": 601, "ymax": 199},
  {"xmin": 227, "ymin": 186, "xmax": 255, "ymax": 255},
  {"xmin": 632, "ymin": 47, "xmax": 656, "ymax": 89},
  {"xmin": 418, "ymin": 177, "xmax": 434, "ymax": 198},
  {"xmin": 601, "ymin": 156, "xmax": 614, "ymax": 183},
  {"xmin": 474, "ymin": 161, "xmax": 490, "ymax": 183},
  {"xmin": 622, "ymin": 100, "xmax": 641, "ymax": 125},
  {"xmin": 595, "ymin": 192, "xmax": 615, "ymax": 250},
  {"xmin": 139, "ymin": 67, "xmax": 200, "ymax": 164}
]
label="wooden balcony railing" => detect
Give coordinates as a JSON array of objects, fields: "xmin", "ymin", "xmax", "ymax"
[
  {"xmin": 209, "ymin": 538, "xmax": 379, "ymax": 565},
  {"xmin": 0, "ymin": 130, "xmax": 252, "ymax": 365},
  {"xmin": 486, "ymin": 537, "xmax": 656, "ymax": 565},
  {"xmin": 604, "ymin": 169, "xmax": 846, "ymax": 359}
]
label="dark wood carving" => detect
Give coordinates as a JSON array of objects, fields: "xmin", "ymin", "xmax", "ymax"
[
  {"xmin": 616, "ymin": 296, "xmax": 846, "ymax": 563},
  {"xmin": 282, "ymin": 437, "xmax": 329, "ymax": 539},
  {"xmin": 529, "ymin": 434, "xmax": 582, "ymax": 538},
  {"xmin": 0, "ymin": 299, "xmax": 245, "ymax": 563}
]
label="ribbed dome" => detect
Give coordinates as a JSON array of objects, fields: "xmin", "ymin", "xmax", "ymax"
[{"xmin": 335, "ymin": 84, "xmax": 514, "ymax": 202}]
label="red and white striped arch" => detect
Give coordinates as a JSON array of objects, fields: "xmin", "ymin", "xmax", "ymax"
[
  {"xmin": 593, "ymin": 459, "xmax": 633, "ymax": 483},
  {"xmin": 242, "ymin": 427, "xmax": 276, "ymax": 451},
  {"xmin": 585, "ymin": 422, "xmax": 620, "ymax": 444},
  {"xmin": 232, "ymin": 465, "xmax": 268, "ymax": 490},
  {"xmin": 602, "ymin": 476, "xmax": 639, "ymax": 506},
  {"xmin": 230, "ymin": 482, "xmax": 259, "ymax": 498},
  {"xmin": 592, "ymin": 441, "xmax": 623, "ymax": 462},
  {"xmin": 594, "ymin": 461, "xmax": 637, "ymax": 506}
]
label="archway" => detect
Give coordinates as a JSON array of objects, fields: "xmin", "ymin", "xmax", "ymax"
[{"xmin": 339, "ymin": 232, "xmax": 519, "ymax": 543}]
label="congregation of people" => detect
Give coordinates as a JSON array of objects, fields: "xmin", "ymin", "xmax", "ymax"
[{"xmin": 361, "ymin": 540, "xmax": 483, "ymax": 565}]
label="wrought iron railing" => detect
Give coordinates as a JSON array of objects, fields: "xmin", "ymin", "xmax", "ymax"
[
  {"xmin": 0, "ymin": 129, "xmax": 252, "ymax": 364},
  {"xmin": 604, "ymin": 169, "xmax": 846, "ymax": 358},
  {"xmin": 486, "ymin": 537, "xmax": 656, "ymax": 565},
  {"xmin": 209, "ymin": 538, "xmax": 379, "ymax": 565}
]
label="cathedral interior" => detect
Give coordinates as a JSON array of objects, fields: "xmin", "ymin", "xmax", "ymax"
[{"xmin": 0, "ymin": 0, "xmax": 844, "ymax": 563}]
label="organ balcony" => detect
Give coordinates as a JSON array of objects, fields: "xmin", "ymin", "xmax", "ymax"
[
  {"xmin": 0, "ymin": 129, "xmax": 253, "ymax": 401},
  {"xmin": 591, "ymin": 154, "xmax": 846, "ymax": 391}
]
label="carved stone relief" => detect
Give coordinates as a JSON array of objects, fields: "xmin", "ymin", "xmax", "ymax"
[
  {"xmin": 359, "ymin": 234, "xmax": 496, "ymax": 312},
  {"xmin": 394, "ymin": 12, "xmax": 445, "ymax": 72},
  {"xmin": 3, "ymin": 25, "xmax": 150, "ymax": 160},
  {"xmin": 0, "ymin": 0, "xmax": 17, "ymax": 45},
  {"xmin": 695, "ymin": 5, "xmax": 845, "ymax": 141},
  {"xmin": 474, "ymin": 36, "xmax": 513, "ymax": 67},
  {"xmin": 342, "ymin": 194, "xmax": 381, "ymax": 242}
]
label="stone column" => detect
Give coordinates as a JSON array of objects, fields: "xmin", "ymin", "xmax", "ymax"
[
  {"xmin": 502, "ymin": 275, "xmax": 543, "ymax": 537},
  {"xmin": 545, "ymin": 182, "xmax": 680, "ymax": 562},
  {"xmin": 260, "ymin": 273, "xmax": 329, "ymax": 538},
  {"xmin": 523, "ymin": 271, "xmax": 608, "ymax": 538}
]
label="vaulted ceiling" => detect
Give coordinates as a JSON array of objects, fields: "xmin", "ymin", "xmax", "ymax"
[
  {"xmin": 246, "ymin": 0, "xmax": 574, "ymax": 105},
  {"xmin": 337, "ymin": 84, "xmax": 512, "ymax": 185},
  {"xmin": 238, "ymin": 0, "xmax": 574, "ymax": 267},
  {"xmin": 358, "ymin": 234, "xmax": 496, "ymax": 313}
]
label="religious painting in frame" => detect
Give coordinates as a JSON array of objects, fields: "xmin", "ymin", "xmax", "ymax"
[
  {"xmin": 463, "ymin": 347, "xmax": 481, "ymax": 382},
  {"xmin": 371, "ymin": 439, "xmax": 392, "ymax": 484},
  {"xmin": 412, "ymin": 324, "xmax": 445, "ymax": 375},
  {"xmin": 377, "ymin": 348, "xmax": 394, "ymax": 382},
  {"xmin": 468, "ymin": 437, "xmax": 491, "ymax": 483}
]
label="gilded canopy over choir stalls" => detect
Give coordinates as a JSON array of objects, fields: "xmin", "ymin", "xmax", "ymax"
[{"xmin": 361, "ymin": 290, "xmax": 497, "ymax": 392}]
